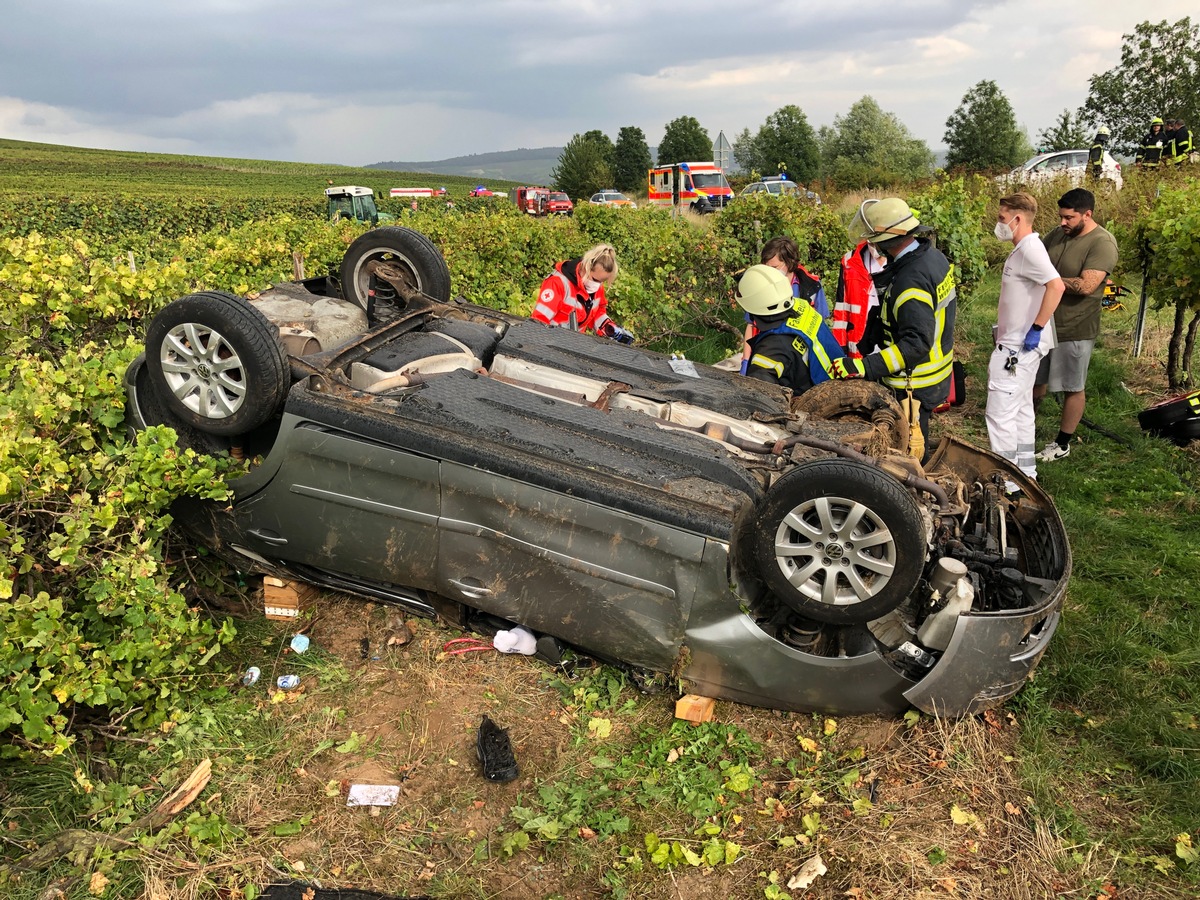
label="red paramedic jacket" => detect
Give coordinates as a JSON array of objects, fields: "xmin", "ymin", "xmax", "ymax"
[
  {"xmin": 831, "ymin": 241, "xmax": 874, "ymax": 359},
  {"xmin": 532, "ymin": 260, "xmax": 613, "ymax": 335}
]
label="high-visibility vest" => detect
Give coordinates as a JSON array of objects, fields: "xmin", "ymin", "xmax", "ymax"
[{"xmin": 750, "ymin": 301, "xmax": 844, "ymax": 387}]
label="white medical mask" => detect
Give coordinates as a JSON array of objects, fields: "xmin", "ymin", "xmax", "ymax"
[
  {"xmin": 994, "ymin": 217, "xmax": 1016, "ymax": 242},
  {"xmin": 583, "ymin": 278, "xmax": 602, "ymax": 293}
]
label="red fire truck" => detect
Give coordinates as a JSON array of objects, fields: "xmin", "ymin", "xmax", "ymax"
[{"xmin": 515, "ymin": 186, "xmax": 574, "ymax": 216}]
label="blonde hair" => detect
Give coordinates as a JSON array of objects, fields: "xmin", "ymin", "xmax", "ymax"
[
  {"xmin": 999, "ymin": 192, "xmax": 1038, "ymax": 216},
  {"xmin": 580, "ymin": 243, "xmax": 619, "ymax": 282}
]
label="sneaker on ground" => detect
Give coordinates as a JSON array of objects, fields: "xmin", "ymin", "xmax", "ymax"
[{"xmin": 1037, "ymin": 441, "xmax": 1070, "ymax": 461}]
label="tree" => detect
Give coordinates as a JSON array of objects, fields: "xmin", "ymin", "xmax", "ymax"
[
  {"xmin": 817, "ymin": 96, "xmax": 935, "ymax": 189},
  {"xmin": 943, "ymin": 80, "xmax": 1030, "ymax": 171},
  {"xmin": 551, "ymin": 133, "xmax": 614, "ymax": 199},
  {"xmin": 746, "ymin": 105, "xmax": 820, "ymax": 184},
  {"xmin": 612, "ymin": 126, "xmax": 652, "ymax": 193},
  {"xmin": 1080, "ymin": 18, "xmax": 1200, "ymax": 154},
  {"xmin": 657, "ymin": 116, "xmax": 711, "ymax": 165},
  {"xmin": 1036, "ymin": 109, "xmax": 1091, "ymax": 152},
  {"xmin": 730, "ymin": 127, "xmax": 757, "ymax": 176}
]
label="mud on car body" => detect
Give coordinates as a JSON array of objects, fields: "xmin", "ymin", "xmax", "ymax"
[{"xmin": 125, "ymin": 227, "xmax": 1071, "ymax": 717}]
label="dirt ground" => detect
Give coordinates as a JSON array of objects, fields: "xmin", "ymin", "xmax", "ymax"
[{"xmin": 188, "ymin": 593, "xmax": 1158, "ymax": 900}]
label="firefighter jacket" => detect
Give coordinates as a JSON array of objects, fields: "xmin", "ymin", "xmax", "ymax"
[
  {"xmin": 1168, "ymin": 127, "xmax": 1193, "ymax": 164},
  {"xmin": 1087, "ymin": 140, "xmax": 1106, "ymax": 173},
  {"xmin": 861, "ymin": 239, "xmax": 956, "ymax": 401},
  {"xmin": 1136, "ymin": 130, "xmax": 1165, "ymax": 167},
  {"xmin": 745, "ymin": 302, "xmax": 843, "ymax": 393},
  {"xmin": 532, "ymin": 260, "xmax": 613, "ymax": 335},
  {"xmin": 831, "ymin": 241, "xmax": 876, "ymax": 358}
]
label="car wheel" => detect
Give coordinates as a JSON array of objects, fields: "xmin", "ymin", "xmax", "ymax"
[
  {"xmin": 145, "ymin": 291, "xmax": 289, "ymax": 436},
  {"xmin": 752, "ymin": 459, "xmax": 926, "ymax": 625},
  {"xmin": 790, "ymin": 380, "xmax": 909, "ymax": 451},
  {"xmin": 339, "ymin": 226, "xmax": 452, "ymax": 310}
]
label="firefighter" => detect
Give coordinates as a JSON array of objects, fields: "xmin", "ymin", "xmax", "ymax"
[
  {"xmin": 1166, "ymin": 118, "xmax": 1194, "ymax": 165},
  {"xmin": 1135, "ymin": 117, "xmax": 1165, "ymax": 169},
  {"xmin": 1087, "ymin": 126, "xmax": 1110, "ymax": 181},
  {"xmin": 829, "ymin": 198, "xmax": 956, "ymax": 458},
  {"xmin": 733, "ymin": 264, "xmax": 843, "ymax": 394},
  {"xmin": 532, "ymin": 243, "xmax": 634, "ymax": 343}
]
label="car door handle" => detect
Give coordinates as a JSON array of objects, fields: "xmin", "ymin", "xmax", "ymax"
[
  {"xmin": 247, "ymin": 528, "xmax": 288, "ymax": 546},
  {"xmin": 448, "ymin": 578, "xmax": 492, "ymax": 600}
]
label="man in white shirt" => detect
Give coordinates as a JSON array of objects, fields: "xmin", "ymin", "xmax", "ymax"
[{"xmin": 987, "ymin": 193, "xmax": 1065, "ymax": 482}]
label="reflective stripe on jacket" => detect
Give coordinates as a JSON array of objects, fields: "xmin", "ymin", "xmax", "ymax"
[
  {"xmin": 831, "ymin": 241, "xmax": 874, "ymax": 357},
  {"xmin": 749, "ymin": 301, "xmax": 843, "ymax": 389},
  {"xmin": 532, "ymin": 261, "xmax": 612, "ymax": 334},
  {"xmin": 863, "ymin": 239, "xmax": 956, "ymax": 391}
]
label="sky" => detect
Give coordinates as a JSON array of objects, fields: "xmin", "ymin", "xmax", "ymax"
[{"xmin": 0, "ymin": 1, "xmax": 1193, "ymax": 167}]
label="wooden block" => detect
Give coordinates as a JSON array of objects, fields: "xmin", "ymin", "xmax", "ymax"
[
  {"xmin": 263, "ymin": 576, "xmax": 318, "ymax": 621},
  {"xmin": 674, "ymin": 694, "xmax": 715, "ymax": 724}
]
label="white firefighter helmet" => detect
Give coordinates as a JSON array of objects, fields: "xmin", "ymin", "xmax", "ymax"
[
  {"xmin": 735, "ymin": 264, "xmax": 794, "ymax": 317},
  {"xmin": 853, "ymin": 197, "xmax": 922, "ymax": 244}
]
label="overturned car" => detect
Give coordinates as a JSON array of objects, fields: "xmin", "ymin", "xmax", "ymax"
[{"xmin": 126, "ymin": 227, "xmax": 1070, "ymax": 716}]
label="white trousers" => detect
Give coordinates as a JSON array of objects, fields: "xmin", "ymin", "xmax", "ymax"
[{"xmin": 986, "ymin": 345, "xmax": 1042, "ymax": 479}]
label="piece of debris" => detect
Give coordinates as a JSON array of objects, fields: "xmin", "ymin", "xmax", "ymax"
[
  {"xmin": 276, "ymin": 675, "xmax": 301, "ymax": 691},
  {"xmin": 289, "ymin": 634, "xmax": 310, "ymax": 654},
  {"xmin": 675, "ymin": 694, "xmax": 716, "ymax": 724},
  {"xmin": 477, "ymin": 715, "xmax": 519, "ymax": 782},
  {"xmin": 493, "ymin": 626, "xmax": 537, "ymax": 655},
  {"xmin": 263, "ymin": 576, "xmax": 318, "ymax": 621},
  {"xmin": 787, "ymin": 853, "xmax": 827, "ymax": 890},
  {"xmin": 346, "ymin": 784, "xmax": 401, "ymax": 808},
  {"xmin": 240, "ymin": 666, "xmax": 261, "ymax": 687}
]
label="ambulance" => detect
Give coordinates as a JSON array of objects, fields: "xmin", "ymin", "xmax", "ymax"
[{"xmin": 647, "ymin": 162, "xmax": 733, "ymax": 212}]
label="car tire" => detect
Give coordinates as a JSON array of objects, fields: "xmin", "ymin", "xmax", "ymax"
[
  {"xmin": 339, "ymin": 226, "xmax": 452, "ymax": 311},
  {"xmin": 790, "ymin": 380, "xmax": 909, "ymax": 451},
  {"xmin": 752, "ymin": 459, "xmax": 926, "ymax": 625},
  {"xmin": 145, "ymin": 291, "xmax": 290, "ymax": 436}
]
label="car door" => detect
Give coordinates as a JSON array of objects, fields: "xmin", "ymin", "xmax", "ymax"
[
  {"xmin": 436, "ymin": 461, "xmax": 708, "ymax": 670},
  {"xmin": 233, "ymin": 422, "xmax": 442, "ymax": 591}
]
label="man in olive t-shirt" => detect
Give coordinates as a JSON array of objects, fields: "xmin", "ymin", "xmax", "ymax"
[{"xmin": 1033, "ymin": 188, "xmax": 1119, "ymax": 461}]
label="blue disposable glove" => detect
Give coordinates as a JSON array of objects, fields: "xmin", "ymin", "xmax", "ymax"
[
  {"xmin": 829, "ymin": 356, "xmax": 865, "ymax": 379},
  {"xmin": 1022, "ymin": 324, "xmax": 1043, "ymax": 352},
  {"xmin": 609, "ymin": 326, "xmax": 635, "ymax": 345}
]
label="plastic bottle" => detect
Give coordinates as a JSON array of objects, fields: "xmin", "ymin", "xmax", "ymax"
[{"xmin": 917, "ymin": 558, "xmax": 974, "ymax": 652}]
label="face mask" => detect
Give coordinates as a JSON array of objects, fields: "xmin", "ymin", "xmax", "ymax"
[
  {"xmin": 994, "ymin": 218, "xmax": 1015, "ymax": 241},
  {"xmin": 583, "ymin": 278, "xmax": 602, "ymax": 294}
]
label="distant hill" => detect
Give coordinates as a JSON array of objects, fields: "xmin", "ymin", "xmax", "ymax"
[{"xmin": 367, "ymin": 147, "xmax": 564, "ymax": 187}]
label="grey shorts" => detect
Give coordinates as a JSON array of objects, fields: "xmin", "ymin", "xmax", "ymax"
[{"xmin": 1035, "ymin": 339, "xmax": 1095, "ymax": 393}]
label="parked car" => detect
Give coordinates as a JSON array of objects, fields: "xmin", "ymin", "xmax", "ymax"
[
  {"xmin": 124, "ymin": 228, "xmax": 1070, "ymax": 717},
  {"xmin": 740, "ymin": 177, "xmax": 821, "ymax": 204},
  {"xmin": 999, "ymin": 149, "xmax": 1123, "ymax": 190},
  {"xmin": 469, "ymin": 185, "xmax": 493, "ymax": 197},
  {"xmin": 588, "ymin": 190, "xmax": 636, "ymax": 208}
]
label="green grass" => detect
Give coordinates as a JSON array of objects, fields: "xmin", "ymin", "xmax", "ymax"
[
  {"xmin": 0, "ymin": 138, "xmax": 522, "ymax": 199},
  {"xmin": 957, "ymin": 269, "xmax": 1200, "ymax": 868}
]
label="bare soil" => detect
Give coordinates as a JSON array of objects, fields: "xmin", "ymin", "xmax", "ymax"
[{"xmin": 165, "ymin": 594, "xmax": 1162, "ymax": 900}]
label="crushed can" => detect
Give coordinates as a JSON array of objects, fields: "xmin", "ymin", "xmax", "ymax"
[
  {"xmin": 240, "ymin": 666, "xmax": 261, "ymax": 687},
  {"xmin": 276, "ymin": 674, "xmax": 301, "ymax": 691}
]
